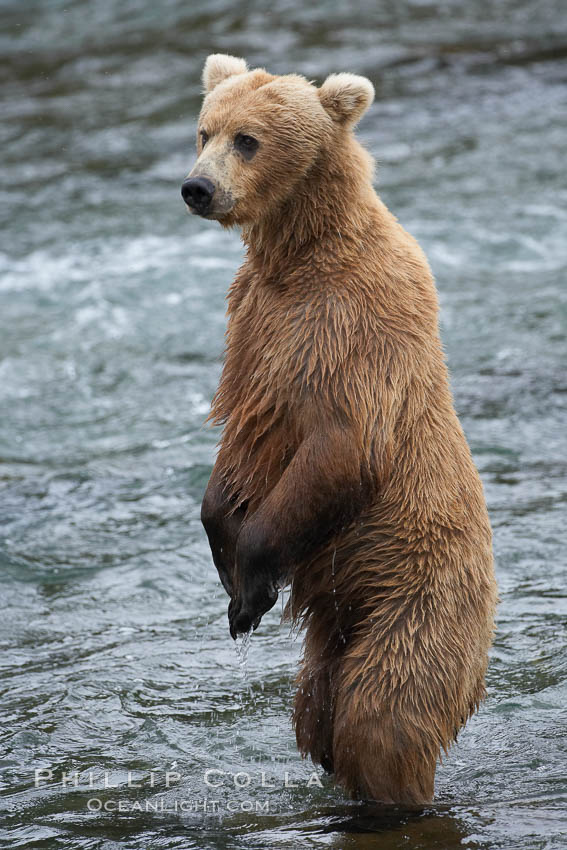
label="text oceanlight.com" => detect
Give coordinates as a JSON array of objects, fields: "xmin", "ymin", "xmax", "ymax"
[{"xmin": 86, "ymin": 798, "xmax": 276, "ymax": 813}]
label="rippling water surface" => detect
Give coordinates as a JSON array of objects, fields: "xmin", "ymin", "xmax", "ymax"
[{"xmin": 1, "ymin": 1, "xmax": 566, "ymax": 847}]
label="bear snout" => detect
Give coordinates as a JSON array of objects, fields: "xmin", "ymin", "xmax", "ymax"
[{"xmin": 181, "ymin": 176, "xmax": 215, "ymax": 215}]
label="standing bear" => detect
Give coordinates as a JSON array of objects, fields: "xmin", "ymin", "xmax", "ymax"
[{"xmin": 183, "ymin": 54, "xmax": 498, "ymax": 805}]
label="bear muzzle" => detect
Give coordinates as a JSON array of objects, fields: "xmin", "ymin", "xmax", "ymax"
[{"xmin": 181, "ymin": 176, "xmax": 216, "ymax": 216}]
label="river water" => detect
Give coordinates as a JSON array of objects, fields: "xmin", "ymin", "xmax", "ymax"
[{"xmin": 1, "ymin": 1, "xmax": 566, "ymax": 848}]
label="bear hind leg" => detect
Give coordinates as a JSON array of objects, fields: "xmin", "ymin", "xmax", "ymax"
[
  {"xmin": 294, "ymin": 662, "xmax": 336, "ymax": 774},
  {"xmin": 332, "ymin": 698, "xmax": 437, "ymax": 804},
  {"xmin": 293, "ymin": 621, "xmax": 344, "ymax": 775}
]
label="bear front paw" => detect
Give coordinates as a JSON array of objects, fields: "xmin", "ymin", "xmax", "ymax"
[{"xmin": 228, "ymin": 583, "xmax": 278, "ymax": 639}]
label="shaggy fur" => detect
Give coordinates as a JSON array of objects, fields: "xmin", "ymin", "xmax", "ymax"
[{"xmin": 190, "ymin": 55, "xmax": 498, "ymax": 804}]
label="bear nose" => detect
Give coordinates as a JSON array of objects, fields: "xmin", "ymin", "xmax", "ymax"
[{"xmin": 181, "ymin": 177, "xmax": 215, "ymax": 214}]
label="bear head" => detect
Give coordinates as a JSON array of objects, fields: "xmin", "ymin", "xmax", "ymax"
[{"xmin": 181, "ymin": 54, "xmax": 375, "ymax": 227}]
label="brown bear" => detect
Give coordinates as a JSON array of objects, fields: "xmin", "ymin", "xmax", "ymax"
[{"xmin": 183, "ymin": 54, "xmax": 498, "ymax": 805}]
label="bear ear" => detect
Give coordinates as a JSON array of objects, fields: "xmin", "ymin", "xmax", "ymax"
[
  {"xmin": 202, "ymin": 54, "xmax": 248, "ymax": 94},
  {"xmin": 318, "ymin": 73, "xmax": 375, "ymax": 127}
]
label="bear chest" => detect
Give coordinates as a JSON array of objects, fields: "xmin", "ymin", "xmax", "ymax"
[{"xmin": 227, "ymin": 285, "xmax": 311, "ymax": 401}]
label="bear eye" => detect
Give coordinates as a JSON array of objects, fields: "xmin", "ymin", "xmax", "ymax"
[
  {"xmin": 234, "ymin": 133, "xmax": 259, "ymax": 160},
  {"xmin": 200, "ymin": 129, "xmax": 209, "ymax": 147}
]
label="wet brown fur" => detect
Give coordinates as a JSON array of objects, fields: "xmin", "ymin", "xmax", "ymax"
[{"xmin": 195, "ymin": 56, "xmax": 498, "ymax": 805}]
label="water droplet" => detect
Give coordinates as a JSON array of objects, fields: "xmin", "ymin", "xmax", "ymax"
[{"xmin": 234, "ymin": 630, "xmax": 251, "ymax": 670}]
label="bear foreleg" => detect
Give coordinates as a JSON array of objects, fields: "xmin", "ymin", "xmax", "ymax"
[
  {"xmin": 228, "ymin": 425, "xmax": 372, "ymax": 638},
  {"xmin": 201, "ymin": 462, "xmax": 247, "ymax": 596}
]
